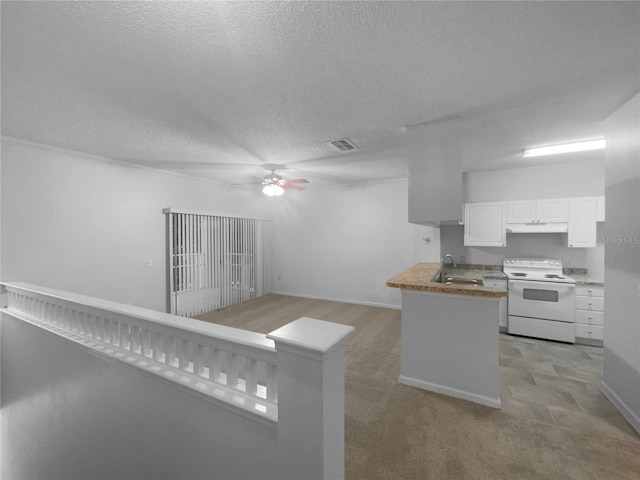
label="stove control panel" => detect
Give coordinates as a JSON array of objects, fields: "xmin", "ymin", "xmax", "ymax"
[{"xmin": 503, "ymin": 258, "xmax": 563, "ymax": 270}]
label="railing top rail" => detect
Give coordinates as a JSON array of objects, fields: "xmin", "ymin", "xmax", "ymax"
[{"xmin": 1, "ymin": 282, "xmax": 275, "ymax": 352}]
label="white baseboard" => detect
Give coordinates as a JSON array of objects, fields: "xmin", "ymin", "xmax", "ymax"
[
  {"xmin": 601, "ymin": 381, "xmax": 640, "ymax": 435},
  {"xmin": 268, "ymin": 290, "xmax": 401, "ymax": 310},
  {"xmin": 399, "ymin": 374, "xmax": 502, "ymax": 409}
]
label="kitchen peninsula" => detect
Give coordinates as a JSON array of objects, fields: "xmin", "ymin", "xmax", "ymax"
[{"xmin": 386, "ymin": 263, "xmax": 507, "ymax": 408}]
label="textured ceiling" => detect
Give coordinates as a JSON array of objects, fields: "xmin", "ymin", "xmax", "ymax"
[{"xmin": 2, "ymin": 1, "xmax": 639, "ymax": 188}]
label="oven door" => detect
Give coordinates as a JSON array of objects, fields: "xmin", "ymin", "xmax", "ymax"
[{"xmin": 508, "ymin": 280, "xmax": 575, "ymax": 322}]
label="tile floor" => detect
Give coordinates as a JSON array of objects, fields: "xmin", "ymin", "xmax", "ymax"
[{"xmin": 499, "ymin": 333, "xmax": 639, "ymax": 442}]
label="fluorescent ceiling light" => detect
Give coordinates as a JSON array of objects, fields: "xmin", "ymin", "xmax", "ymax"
[
  {"xmin": 522, "ymin": 139, "xmax": 606, "ymax": 158},
  {"xmin": 262, "ymin": 184, "xmax": 284, "ymax": 197}
]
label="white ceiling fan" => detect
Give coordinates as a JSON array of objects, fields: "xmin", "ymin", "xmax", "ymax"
[{"xmin": 231, "ymin": 164, "xmax": 309, "ymax": 196}]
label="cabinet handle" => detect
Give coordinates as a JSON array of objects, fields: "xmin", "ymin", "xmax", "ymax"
[
  {"xmin": 588, "ymin": 302, "xmax": 592, "ymax": 306},
  {"xmin": 588, "ymin": 289, "xmax": 592, "ymax": 293},
  {"xmin": 588, "ymin": 316, "xmax": 592, "ymax": 319},
  {"xmin": 588, "ymin": 329, "xmax": 592, "ymax": 334}
]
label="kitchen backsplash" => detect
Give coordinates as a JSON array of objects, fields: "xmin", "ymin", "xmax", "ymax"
[{"xmin": 440, "ymin": 224, "xmax": 604, "ymax": 281}]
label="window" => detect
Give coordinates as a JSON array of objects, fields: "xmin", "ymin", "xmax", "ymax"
[{"xmin": 165, "ymin": 209, "xmax": 270, "ymax": 317}]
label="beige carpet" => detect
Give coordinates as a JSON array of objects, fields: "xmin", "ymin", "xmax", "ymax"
[{"xmin": 195, "ymin": 294, "xmax": 640, "ymax": 480}]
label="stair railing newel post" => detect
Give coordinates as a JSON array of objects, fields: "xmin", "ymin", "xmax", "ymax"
[{"xmin": 267, "ymin": 317, "xmax": 354, "ymax": 480}]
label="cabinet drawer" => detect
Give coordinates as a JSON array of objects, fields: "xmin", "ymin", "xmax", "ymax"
[
  {"xmin": 576, "ymin": 296, "xmax": 604, "ymax": 311},
  {"xmin": 576, "ymin": 323, "xmax": 604, "ymax": 341},
  {"xmin": 576, "ymin": 286, "xmax": 604, "ymax": 297},
  {"xmin": 575, "ymin": 310, "xmax": 604, "ymax": 326}
]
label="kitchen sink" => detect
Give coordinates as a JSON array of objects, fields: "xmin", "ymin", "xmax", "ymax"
[
  {"xmin": 432, "ymin": 270, "xmax": 484, "ymax": 286},
  {"xmin": 445, "ymin": 277, "xmax": 484, "ymax": 286}
]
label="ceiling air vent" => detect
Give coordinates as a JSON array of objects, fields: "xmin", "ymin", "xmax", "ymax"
[{"xmin": 329, "ymin": 138, "xmax": 358, "ymax": 152}]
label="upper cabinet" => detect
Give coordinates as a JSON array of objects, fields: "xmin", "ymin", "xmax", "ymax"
[
  {"xmin": 464, "ymin": 202, "xmax": 506, "ymax": 247},
  {"xmin": 506, "ymin": 198, "xmax": 568, "ymax": 224},
  {"xmin": 463, "ymin": 196, "xmax": 602, "ymax": 248},
  {"xmin": 568, "ymin": 197, "xmax": 597, "ymax": 248}
]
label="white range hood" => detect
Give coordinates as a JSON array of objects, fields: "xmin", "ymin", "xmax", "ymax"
[{"xmin": 506, "ymin": 223, "xmax": 568, "ymax": 234}]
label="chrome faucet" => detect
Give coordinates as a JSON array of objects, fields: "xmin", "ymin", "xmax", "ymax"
[{"xmin": 440, "ymin": 254, "xmax": 457, "ymax": 283}]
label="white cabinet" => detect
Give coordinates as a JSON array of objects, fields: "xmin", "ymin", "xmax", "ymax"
[
  {"xmin": 506, "ymin": 198, "xmax": 568, "ymax": 224},
  {"xmin": 538, "ymin": 198, "xmax": 569, "ymax": 223},
  {"xmin": 507, "ymin": 200, "xmax": 536, "ymax": 223},
  {"xmin": 482, "ymin": 278, "xmax": 508, "ymax": 331},
  {"xmin": 568, "ymin": 197, "xmax": 597, "ymax": 248},
  {"xmin": 464, "ymin": 202, "xmax": 506, "ymax": 247},
  {"xmin": 575, "ymin": 285, "xmax": 604, "ymax": 345}
]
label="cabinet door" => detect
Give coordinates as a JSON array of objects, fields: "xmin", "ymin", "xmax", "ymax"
[
  {"xmin": 506, "ymin": 200, "xmax": 535, "ymax": 224},
  {"xmin": 568, "ymin": 197, "xmax": 597, "ymax": 248},
  {"xmin": 536, "ymin": 198, "xmax": 568, "ymax": 223},
  {"xmin": 464, "ymin": 202, "xmax": 506, "ymax": 247}
]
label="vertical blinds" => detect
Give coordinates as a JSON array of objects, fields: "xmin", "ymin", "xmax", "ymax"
[{"xmin": 165, "ymin": 209, "xmax": 270, "ymax": 317}]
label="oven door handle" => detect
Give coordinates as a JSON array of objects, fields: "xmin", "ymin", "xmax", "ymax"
[{"xmin": 508, "ymin": 282, "xmax": 575, "ymax": 296}]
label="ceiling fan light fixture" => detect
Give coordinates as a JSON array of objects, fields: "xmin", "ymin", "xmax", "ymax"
[
  {"xmin": 522, "ymin": 139, "xmax": 606, "ymax": 158},
  {"xmin": 262, "ymin": 184, "xmax": 284, "ymax": 197}
]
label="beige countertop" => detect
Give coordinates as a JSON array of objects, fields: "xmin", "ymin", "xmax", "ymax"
[
  {"xmin": 386, "ymin": 263, "xmax": 507, "ymax": 298},
  {"xmin": 571, "ymin": 275, "xmax": 605, "ymax": 286}
]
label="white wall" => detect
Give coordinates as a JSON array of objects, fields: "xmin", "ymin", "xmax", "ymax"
[
  {"xmin": 601, "ymin": 92, "xmax": 640, "ymax": 433},
  {"xmin": 441, "ymin": 224, "xmax": 599, "ymax": 272},
  {"xmin": 1, "ymin": 313, "xmax": 279, "ymax": 480},
  {"xmin": 269, "ymin": 179, "xmax": 440, "ymax": 308},
  {"xmin": 440, "ymin": 158, "xmax": 605, "ymax": 276},
  {"xmin": 0, "ymin": 138, "xmax": 268, "ymax": 312}
]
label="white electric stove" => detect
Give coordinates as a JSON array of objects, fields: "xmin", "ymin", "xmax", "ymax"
[{"xmin": 503, "ymin": 258, "xmax": 576, "ymax": 343}]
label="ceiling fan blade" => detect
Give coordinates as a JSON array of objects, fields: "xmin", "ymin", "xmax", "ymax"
[
  {"xmin": 231, "ymin": 181, "xmax": 262, "ymax": 186},
  {"xmin": 282, "ymin": 182, "xmax": 306, "ymax": 191},
  {"xmin": 285, "ymin": 178, "xmax": 310, "ymax": 184}
]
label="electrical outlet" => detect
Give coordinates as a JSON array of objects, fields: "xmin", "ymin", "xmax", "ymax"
[
  {"xmin": 459, "ymin": 256, "xmax": 466, "ymax": 265},
  {"xmin": 567, "ymin": 260, "xmax": 573, "ymax": 267}
]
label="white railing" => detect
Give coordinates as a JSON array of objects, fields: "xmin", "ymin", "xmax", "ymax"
[
  {"xmin": 1, "ymin": 282, "xmax": 278, "ymax": 421},
  {"xmin": 1, "ymin": 281, "xmax": 354, "ymax": 480}
]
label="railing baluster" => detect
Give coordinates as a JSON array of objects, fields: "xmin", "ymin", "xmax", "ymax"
[
  {"xmin": 177, "ymin": 339, "xmax": 187, "ymax": 370},
  {"xmin": 194, "ymin": 344, "xmax": 205, "ymax": 376},
  {"xmin": 87, "ymin": 314, "xmax": 96, "ymax": 338},
  {"xmin": 77, "ymin": 312, "xmax": 87, "ymax": 335},
  {"xmin": 109, "ymin": 319, "xmax": 119, "ymax": 346},
  {"xmin": 227, "ymin": 353, "xmax": 238, "ymax": 388},
  {"xmin": 167, "ymin": 336, "xmax": 176, "ymax": 366},
  {"xmin": 1, "ymin": 284, "xmax": 279, "ymax": 415},
  {"xmin": 101, "ymin": 317, "xmax": 110, "ymax": 343},
  {"xmin": 131, "ymin": 326, "xmax": 140, "ymax": 353},
  {"xmin": 246, "ymin": 358, "xmax": 258, "ymax": 396},
  {"xmin": 267, "ymin": 364, "xmax": 278, "ymax": 404},
  {"xmin": 141, "ymin": 329, "xmax": 151, "ymax": 357},
  {"xmin": 120, "ymin": 323, "xmax": 130, "ymax": 350},
  {"xmin": 153, "ymin": 332, "xmax": 163, "ymax": 361},
  {"xmin": 210, "ymin": 347, "xmax": 222, "ymax": 381}
]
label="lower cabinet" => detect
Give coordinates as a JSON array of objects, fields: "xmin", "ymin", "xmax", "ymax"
[{"xmin": 575, "ymin": 285, "xmax": 604, "ymax": 345}]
